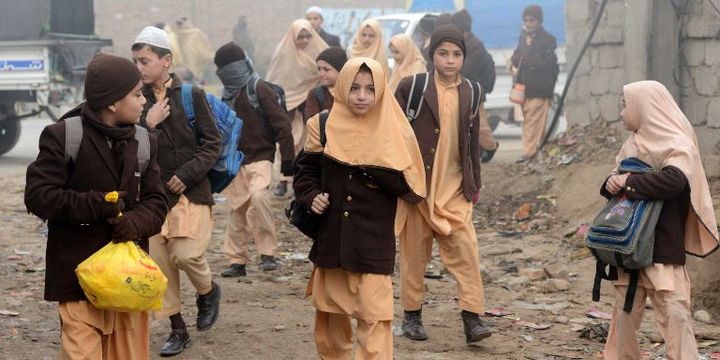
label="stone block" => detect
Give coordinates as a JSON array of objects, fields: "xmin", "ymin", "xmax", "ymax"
[
  {"xmin": 684, "ymin": 40, "xmax": 706, "ymax": 67},
  {"xmin": 566, "ymin": 0, "xmax": 591, "ymax": 22},
  {"xmin": 704, "ymin": 40, "xmax": 720, "ymax": 65},
  {"xmin": 590, "ymin": 69, "xmax": 611, "ymax": 95},
  {"xmin": 592, "ymin": 27, "xmax": 624, "ymax": 45},
  {"xmin": 686, "ymin": 21, "xmax": 720, "ymax": 39},
  {"xmin": 600, "ymin": 94, "xmax": 621, "ymax": 122},
  {"xmin": 590, "ymin": 96, "xmax": 602, "ymax": 121},
  {"xmin": 597, "ymin": 45, "xmax": 623, "ymax": 69},
  {"xmin": 604, "ymin": 1, "xmax": 627, "ymax": 27},
  {"xmin": 681, "ymin": 96, "xmax": 709, "ymax": 126},
  {"xmin": 706, "ymin": 98, "xmax": 720, "ymax": 128},
  {"xmin": 693, "ymin": 66, "xmax": 719, "ymax": 96}
]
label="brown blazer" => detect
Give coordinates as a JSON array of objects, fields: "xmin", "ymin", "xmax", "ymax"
[
  {"xmin": 140, "ymin": 74, "xmax": 221, "ymax": 208},
  {"xmin": 293, "ymin": 153, "xmax": 415, "ymax": 275},
  {"xmin": 303, "ymin": 86, "xmax": 334, "ymax": 122},
  {"xmin": 25, "ymin": 107, "xmax": 168, "ymax": 302},
  {"xmin": 395, "ymin": 74, "xmax": 482, "ymax": 201},
  {"xmin": 231, "ymin": 81, "xmax": 294, "ymax": 165}
]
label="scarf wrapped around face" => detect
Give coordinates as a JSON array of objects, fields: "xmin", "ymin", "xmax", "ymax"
[{"xmin": 217, "ymin": 59, "xmax": 256, "ymax": 101}]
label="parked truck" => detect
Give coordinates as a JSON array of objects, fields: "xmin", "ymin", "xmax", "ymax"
[{"xmin": 0, "ymin": 0, "xmax": 110, "ymax": 155}]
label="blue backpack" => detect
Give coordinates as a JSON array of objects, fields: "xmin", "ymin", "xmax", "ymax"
[{"xmin": 180, "ymin": 84, "xmax": 244, "ymax": 193}]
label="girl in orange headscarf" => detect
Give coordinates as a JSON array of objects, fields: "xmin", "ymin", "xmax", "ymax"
[
  {"xmin": 267, "ymin": 19, "xmax": 328, "ymax": 196},
  {"xmin": 600, "ymin": 81, "xmax": 718, "ymax": 360},
  {"xmin": 387, "ymin": 34, "xmax": 427, "ymax": 93},
  {"xmin": 293, "ymin": 57, "xmax": 425, "ymax": 359},
  {"xmin": 348, "ymin": 19, "xmax": 389, "ymax": 76}
]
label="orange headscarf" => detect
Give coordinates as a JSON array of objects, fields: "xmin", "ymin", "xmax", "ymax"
[
  {"xmin": 266, "ymin": 19, "xmax": 328, "ymax": 111},
  {"xmin": 304, "ymin": 57, "xmax": 425, "ymax": 198},
  {"xmin": 388, "ymin": 34, "xmax": 427, "ymax": 93},
  {"xmin": 349, "ymin": 19, "xmax": 389, "ymax": 76},
  {"xmin": 616, "ymin": 80, "xmax": 719, "ymax": 257}
]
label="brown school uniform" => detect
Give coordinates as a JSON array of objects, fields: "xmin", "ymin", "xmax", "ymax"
[
  {"xmin": 395, "ymin": 71, "xmax": 486, "ymax": 314},
  {"xmin": 303, "ymin": 86, "xmax": 334, "ymax": 122},
  {"xmin": 140, "ymin": 73, "xmax": 221, "ymax": 318}
]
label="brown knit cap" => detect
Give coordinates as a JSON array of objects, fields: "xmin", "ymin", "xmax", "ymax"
[
  {"xmin": 429, "ymin": 24, "xmax": 466, "ymax": 58},
  {"xmin": 214, "ymin": 42, "xmax": 247, "ymax": 68},
  {"xmin": 84, "ymin": 53, "xmax": 142, "ymax": 110},
  {"xmin": 523, "ymin": 5, "xmax": 543, "ymax": 23},
  {"xmin": 450, "ymin": 9, "xmax": 472, "ymax": 33},
  {"xmin": 316, "ymin": 47, "xmax": 348, "ymax": 72},
  {"xmin": 434, "ymin": 13, "xmax": 452, "ymax": 28}
]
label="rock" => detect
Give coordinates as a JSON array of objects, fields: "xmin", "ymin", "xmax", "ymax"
[
  {"xmin": 553, "ymin": 316, "xmax": 570, "ymax": 324},
  {"xmin": 520, "ymin": 268, "xmax": 547, "ymax": 281},
  {"xmin": 694, "ymin": 310, "xmax": 712, "ymax": 324},
  {"xmin": 499, "ymin": 275, "xmax": 530, "ymax": 288},
  {"xmin": 514, "ymin": 203, "xmax": 532, "ymax": 221},
  {"xmin": 543, "ymin": 263, "xmax": 570, "ymax": 280},
  {"xmin": 544, "ymin": 279, "xmax": 571, "ymax": 292}
]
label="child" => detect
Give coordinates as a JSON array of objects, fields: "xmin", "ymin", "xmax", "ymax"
[
  {"xmin": 303, "ymin": 47, "xmax": 348, "ymax": 121},
  {"xmin": 601, "ymin": 81, "xmax": 719, "ymax": 359},
  {"xmin": 213, "ymin": 42, "xmax": 295, "ymax": 275},
  {"xmin": 294, "ymin": 57, "xmax": 425, "ymax": 359},
  {"xmin": 25, "ymin": 53, "xmax": 168, "ymax": 359},
  {"xmin": 394, "ymin": 24, "xmax": 492, "ymax": 344},
  {"xmin": 388, "ymin": 34, "xmax": 427, "ymax": 93},
  {"xmin": 132, "ymin": 26, "xmax": 222, "ymax": 356},
  {"xmin": 348, "ymin": 19, "xmax": 389, "ymax": 76}
]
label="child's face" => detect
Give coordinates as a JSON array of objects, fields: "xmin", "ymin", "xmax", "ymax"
[
  {"xmin": 360, "ymin": 26, "xmax": 376, "ymax": 47},
  {"xmin": 432, "ymin": 42, "xmax": 464, "ymax": 79},
  {"xmin": 306, "ymin": 13, "xmax": 323, "ymax": 32},
  {"xmin": 389, "ymin": 43, "xmax": 403, "ymax": 64},
  {"xmin": 296, "ymin": 29, "xmax": 312, "ymax": 50},
  {"xmin": 523, "ymin": 16, "xmax": 540, "ymax": 33},
  {"xmin": 112, "ymin": 81, "xmax": 146, "ymax": 125},
  {"xmin": 132, "ymin": 46, "xmax": 171, "ymax": 84},
  {"xmin": 619, "ymin": 96, "xmax": 632, "ymax": 131},
  {"xmin": 317, "ymin": 60, "xmax": 339, "ymax": 87},
  {"xmin": 348, "ymin": 70, "xmax": 375, "ymax": 116}
]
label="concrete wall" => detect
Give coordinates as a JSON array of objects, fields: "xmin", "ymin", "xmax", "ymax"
[
  {"xmin": 565, "ymin": 0, "xmax": 720, "ymax": 158},
  {"xmin": 93, "ymin": 0, "xmax": 404, "ymax": 76}
]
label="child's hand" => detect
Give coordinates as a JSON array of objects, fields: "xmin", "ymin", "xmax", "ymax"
[
  {"xmin": 606, "ymin": 173, "xmax": 630, "ymax": 195},
  {"xmin": 311, "ymin": 193, "xmax": 330, "ymax": 215}
]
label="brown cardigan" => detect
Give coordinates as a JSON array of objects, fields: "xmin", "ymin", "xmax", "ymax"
[
  {"xmin": 231, "ymin": 81, "xmax": 294, "ymax": 165},
  {"xmin": 140, "ymin": 74, "xmax": 221, "ymax": 208},
  {"xmin": 394, "ymin": 74, "xmax": 482, "ymax": 201},
  {"xmin": 303, "ymin": 86, "xmax": 334, "ymax": 122},
  {"xmin": 293, "ymin": 153, "xmax": 417, "ymax": 275},
  {"xmin": 25, "ymin": 108, "xmax": 168, "ymax": 302},
  {"xmin": 601, "ymin": 166, "xmax": 690, "ymax": 265}
]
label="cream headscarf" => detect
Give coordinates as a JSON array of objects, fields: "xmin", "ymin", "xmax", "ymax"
[
  {"xmin": 388, "ymin": 34, "xmax": 427, "ymax": 93},
  {"xmin": 306, "ymin": 57, "xmax": 426, "ymax": 198},
  {"xmin": 349, "ymin": 19, "xmax": 389, "ymax": 76},
  {"xmin": 266, "ymin": 19, "xmax": 328, "ymax": 111},
  {"xmin": 616, "ymin": 80, "xmax": 719, "ymax": 257}
]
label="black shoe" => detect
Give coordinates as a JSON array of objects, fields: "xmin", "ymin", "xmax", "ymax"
[
  {"xmin": 259, "ymin": 255, "xmax": 279, "ymax": 271},
  {"xmin": 274, "ymin": 181, "xmax": 288, "ymax": 197},
  {"xmin": 220, "ymin": 263, "xmax": 246, "ymax": 277},
  {"xmin": 402, "ymin": 310, "xmax": 428, "ymax": 341},
  {"xmin": 196, "ymin": 281, "xmax": 221, "ymax": 331},
  {"xmin": 461, "ymin": 310, "xmax": 492, "ymax": 343},
  {"xmin": 481, "ymin": 142, "xmax": 499, "ymax": 163},
  {"xmin": 159, "ymin": 329, "xmax": 192, "ymax": 357}
]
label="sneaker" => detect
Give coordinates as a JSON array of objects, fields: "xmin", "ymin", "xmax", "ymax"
[
  {"xmin": 259, "ymin": 255, "xmax": 279, "ymax": 271},
  {"xmin": 220, "ymin": 263, "xmax": 246, "ymax": 277}
]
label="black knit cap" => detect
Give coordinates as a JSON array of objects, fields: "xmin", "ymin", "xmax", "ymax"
[
  {"xmin": 214, "ymin": 42, "xmax": 247, "ymax": 68},
  {"xmin": 418, "ymin": 14, "xmax": 436, "ymax": 35},
  {"xmin": 429, "ymin": 24, "xmax": 466, "ymax": 58},
  {"xmin": 523, "ymin": 5, "xmax": 543, "ymax": 23},
  {"xmin": 316, "ymin": 47, "xmax": 348, "ymax": 72},
  {"xmin": 84, "ymin": 53, "xmax": 141, "ymax": 110},
  {"xmin": 434, "ymin": 13, "xmax": 452, "ymax": 28},
  {"xmin": 450, "ymin": 9, "xmax": 472, "ymax": 33}
]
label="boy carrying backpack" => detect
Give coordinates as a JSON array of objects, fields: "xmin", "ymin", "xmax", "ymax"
[{"xmin": 25, "ymin": 53, "xmax": 168, "ymax": 359}]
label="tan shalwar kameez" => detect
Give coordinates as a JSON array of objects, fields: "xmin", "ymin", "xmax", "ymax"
[
  {"xmin": 521, "ymin": 97, "xmax": 550, "ymax": 157},
  {"xmin": 59, "ymin": 301, "xmax": 149, "ymax": 360},
  {"xmin": 399, "ymin": 72, "xmax": 485, "ymax": 314}
]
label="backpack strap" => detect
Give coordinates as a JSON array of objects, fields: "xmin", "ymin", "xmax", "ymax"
[
  {"xmin": 314, "ymin": 86, "xmax": 326, "ymax": 108},
  {"xmin": 133, "ymin": 125, "xmax": 150, "ymax": 174},
  {"xmin": 319, "ymin": 111, "xmax": 329, "ymax": 147},
  {"xmin": 64, "ymin": 116, "xmax": 83, "ymax": 163},
  {"xmin": 406, "ymin": 72, "xmax": 429, "ymax": 122},
  {"xmin": 247, "ymin": 76, "xmax": 263, "ymax": 114},
  {"xmin": 623, "ymin": 269, "xmax": 640, "ymax": 313},
  {"xmin": 465, "ymin": 78, "xmax": 482, "ymax": 117},
  {"xmin": 180, "ymin": 83, "xmax": 196, "ymax": 127}
]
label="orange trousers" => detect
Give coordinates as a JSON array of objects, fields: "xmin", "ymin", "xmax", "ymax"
[{"xmin": 521, "ymin": 98, "xmax": 551, "ymax": 157}]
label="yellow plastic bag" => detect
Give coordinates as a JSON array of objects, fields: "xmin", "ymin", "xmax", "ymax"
[{"xmin": 76, "ymin": 241, "xmax": 168, "ymax": 312}]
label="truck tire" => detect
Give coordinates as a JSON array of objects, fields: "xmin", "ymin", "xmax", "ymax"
[{"xmin": 0, "ymin": 114, "xmax": 21, "ymax": 156}]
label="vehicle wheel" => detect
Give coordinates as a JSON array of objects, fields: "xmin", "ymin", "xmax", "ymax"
[{"xmin": 0, "ymin": 110, "xmax": 21, "ymax": 156}]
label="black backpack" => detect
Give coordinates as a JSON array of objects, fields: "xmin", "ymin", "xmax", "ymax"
[
  {"xmin": 405, "ymin": 72, "xmax": 482, "ymax": 122},
  {"xmin": 247, "ymin": 75, "xmax": 287, "ymax": 114}
]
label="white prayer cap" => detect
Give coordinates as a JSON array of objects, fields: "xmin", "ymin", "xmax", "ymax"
[
  {"xmin": 133, "ymin": 26, "xmax": 172, "ymax": 51},
  {"xmin": 306, "ymin": 6, "xmax": 323, "ymax": 18}
]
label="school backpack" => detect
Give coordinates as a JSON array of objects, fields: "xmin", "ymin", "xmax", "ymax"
[
  {"xmin": 405, "ymin": 72, "xmax": 482, "ymax": 122},
  {"xmin": 246, "ymin": 75, "xmax": 288, "ymax": 115},
  {"xmin": 285, "ymin": 111, "xmax": 328, "ymax": 240},
  {"xmin": 180, "ymin": 84, "xmax": 244, "ymax": 194},
  {"xmin": 64, "ymin": 116, "xmax": 150, "ymax": 174},
  {"xmin": 585, "ymin": 157, "xmax": 664, "ymax": 313}
]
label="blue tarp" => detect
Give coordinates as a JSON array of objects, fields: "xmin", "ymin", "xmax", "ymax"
[{"xmin": 408, "ymin": 0, "xmax": 565, "ymax": 48}]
